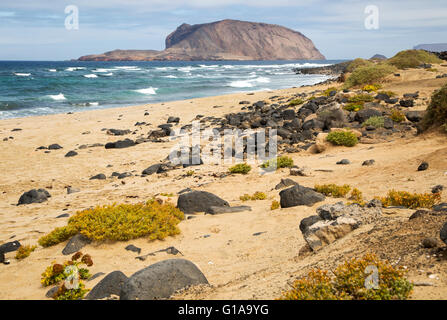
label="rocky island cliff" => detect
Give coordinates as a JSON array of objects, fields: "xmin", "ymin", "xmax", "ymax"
[{"xmin": 78, "ymin": 19, "xmax": 325, "ymax": 61}]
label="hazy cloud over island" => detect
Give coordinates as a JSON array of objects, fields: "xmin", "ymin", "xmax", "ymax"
[{"xmin": 0, "ymin": 0, "xmax": 446, "ymax": 60}]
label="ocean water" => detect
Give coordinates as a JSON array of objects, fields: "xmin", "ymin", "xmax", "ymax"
[{"xmin": 0, "ymin": 60, "xmax": 341, "ymax": 119}]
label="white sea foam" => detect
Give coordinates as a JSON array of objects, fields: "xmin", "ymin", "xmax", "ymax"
[
  {"xmin": 229, "ymin": 76, "xmax": 270, "ymax": 88},
  {"xmin": 93, "ymin": 68, "xmax": 115, "ymax": 73},
  {"xmin": 48, "ymin": 69, "xmax": 57, "ymax": 72},
  {"xmin": 48, "ymin": 93, "xmax": 66, "ymax": 101},
  {"xmin": 84, "ymin": 74, "xmax": 98, "ymax": 78},
  {"xmin": 134, "ymin": 87, "xmax": 158, "ymax": 95},
  {"xmin": 163, "ymin": 75, "xmax": 178, "ymax": 79},
  {"xmin": 101, "ymin": 73, "xmax": 114, "ymax": 77},
  {"xmin": 14, "ymin": 73, "xmax": 31, "ymax": 77},
  {"xmin": 66, "ymin": 67, "xmax": 86, "ymax": 71},
  {"xmin": 229, "ymin": 80, "xmax": 254, "ymax": 88}
]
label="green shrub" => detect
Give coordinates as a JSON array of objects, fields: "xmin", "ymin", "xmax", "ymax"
[
  {"xmin": 346, "ymin": 58, "xmax": 374, "ymax": 72},
  {"xmin": 390, "ymin": 110, "xmax": 406, "ymax": 123},
  {"xmin": 422, "ymin": 83, "xmax": 447, "ymax": 130},
  {"xmin": 289, "ymin": 99, "xmax": 304, "ymax": 106},
  {"xmin": 344, "ymin": 64, "xmax": 397, "ymax": 88},
  {"xmin": 261, "ymin": 156, "xmax": 294, "ymax": 170},
  {"xmin": 229, "ymin": 163, "xmax": 252, "ymax": 175},
  {"xmin": 349, "ymin": 188, "xmax": 365, "ymax": 206},
  {"xmin": 327, "ymin": 131, "xmax": 358, "ymax": 147},
  {"xmin": 38, "ymin": 200, "xmax": 184, "ymax": 247},
  {"xmin": 348, "ymin": 94, "xmax": 374, "ymax": 103},
  {"xmin": 363, "ymin": 116, "xmax": 385, "ymax": 128},
  {"xmin": 15, "ymin": 245, "xmax": 37, "ymax": 260},
  {"xmin": 322, "ymin": 87, "xmax": 338, "ymax": 97},
  {"xmin": 387, "ymin": 50, "xmax": 443, "ymax": 69},
  {"xmin": 344, "ymin": 103, "xmax": 364, "ymax": 112},
  {"xmin": 378, "ymin": 190, "xmax": 441, "ymax": 209},
  {"xmin": 279, "ymin": 254, "xmax": 413, "ymax": 300},
  {"xmin": 314, "ymin": 184, "xmax": 351, "ymax": 198}
]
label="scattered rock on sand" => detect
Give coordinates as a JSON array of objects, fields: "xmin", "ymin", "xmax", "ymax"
[
  {"xmin": 90, "ymin": 174, "xmax": 106, "ymax": 180},
  {"xmin": 18, "ymin": 189, "xmax": 51, "ymax": 205},
  {"xmin": 48, "ymin": 144, "xmax": 63, "ymax": 150},
  {"xmin": 125, "ymin": 245, "xmax": 141, "ymax": 254},
  {"xmin": 205, "ymin": 206, "xmax": 252, "ymax": 215},
  {"xmin": 120, "ymin": 259, "xmax": 208, "ymax": 300},
  {"xmin": 422, "ymin": 238, "xmax": 438, "ymax": 249},
  {"xmin": 336, "ymin": 159, "xmax": 351, "ymax": 165},
  {"xmin": 105, "ymin": 139, "xmax": 135, "ymax": 149},
  {"xmin": 279, "ymin": 185, "xmax": 325, "ymax": 208},
  {"xmin": 432, "ymin": 185, "xmax": 444, "ymax": 194},
  {"xmin": 65, "ymin": 150, "xmax": 78, "ymax": 157},
  {"xmin": 142, "ymin": 164, "xmax": 165, "ymax": 176},
  {"xmin": 441, "ymin": 222, "xmax": 447, "ymax": 245},
  {"xmin": 86, "ymin": 271, "xmax": 128, "ymax": 300},
  {"xmin": 434, "ymin": 203, "xmax": 447, "ymax": 212},
  {"xmin": 62, "ymin": 234, "xmax": 92, "ymax": 255},
  {"xmin": 177, "ymin": 191, "xmax": 229, "ymax": 214},
  {"xmin": 418, "ymin": 161, "xmax": 429, "ymax": 171},
  {"xmin": 67, "ymin": 187, "xmax": 80, "ymax": 194},
  {"xmin": 106, "ymin": 129, "xmax": 131, "ymax": 136},
  {"xmin": 275, "ymin": 178, "xmax": 298, "ymax": 190},
  {"xmin": 0, "ymin": 240, "xmax": 21, "ymax": 254},
  {"xmin": 362, "ymin": 159, "xmax": 375, "ymax": 166}
]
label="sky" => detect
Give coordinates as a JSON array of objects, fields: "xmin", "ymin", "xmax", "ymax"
[{"xmin": 0, "ymin": 0, "xmax": 446, "ymax": 60}]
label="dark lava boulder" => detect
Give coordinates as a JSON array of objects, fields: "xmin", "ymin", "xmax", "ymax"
[
  {"xmin": 177, "ymin": 191, "xmax": 229, "ymax": 214},
  {"xmin": 355, "ymin": 108, "xmax": 382, "ymax": 123},
  {"xmin": 279, "ymin": 185, "xmax": 325, "ymax": 208},
  {"xmin": 18, "ymin": 189, "xmax": 51, "ymax": 205},
  {"xmin": 120, "ymin": 259, "xmax": 208, "ymax": 300},
  {"xmin": 62, "ymin": 234, "xmax": 92, "ymax": 255},
  {"xmin": 105, "ymin": 139, "xmax": 135, "ymax": 149},
  {"xmin": 86, "ymin": 271, "xmax": 128, "ymax": 300},
  {"xmin": 0, "ymin": 241, "xmax": 21, "ymax": 254}
]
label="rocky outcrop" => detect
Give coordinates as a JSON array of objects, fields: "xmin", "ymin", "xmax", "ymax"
[
  {"xmin": 300, "ymin": 202, "xmax": 382, "ymax": 251},
  {"xmin": 78, "ymin": 20, "xmax": 325, "ymax": 61}
]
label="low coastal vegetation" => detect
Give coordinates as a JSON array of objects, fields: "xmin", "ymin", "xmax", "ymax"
[
  {"xmin": 390, "ymin": 110, "xmax": 406, "ymax": 123},
  {"xmin": 271, "ymin": 200, "xmax": 280, "ymax": 210},
  {"xmin": 422, "ymin": 83, "xmax": 447, "ymax": 131},
  {"xmin": 344, "ymin": 64, "xmax": 397, "ymax": 89},
  {"xmin": 314, "ymin": 184, "xmax": 352, "ymax": 198},
  {"xmin": 240, "ymin": 192, "xmax": 267, "ymax": 202},
  {"xmin": 15, "ymin": 245, "xmax": 37, "ymax": 260},
  {"xmin": 346, "ymin": 58, "xmax": 374, "ymax": 73},
  {"xmin": 229, "ymin": 163, "xmax": 252, "ymax": 175},
  {"xmin": 38, "ymin": 200, "xmax": 184, "ymax": 247},
  {"xmin": 41, "ymin": 252, "xmax": 93, "ymax": 300},
  {"xmin": 362, "ymin": 84, "xmax": 382, "ymax": 92},
  {"xmin": 387, "ymin": 50, "xmax": 443, "ymax": 69},
  {"xmin": 279, "ymin": 254, "xmax": 413, "ymax": 300},
  {"xmin": 343, "ymin": 103, "xmax": 363, "ymax": 112},
  {"xmin": 289, "ymin": 98, "xmax": 304, "ymax": 106},
  {"xmin": 379, "ymin": 190, "xmax": 441, "ymax": 209},
  {"xmin": 363, "ymin": 116, "xmax": 385, "ymax": 128},
  {"xmin": 260, "ymin": 156, "xmax": 294, "ymax": 170},
  {"xmin": 326, "ymin": 131, "xmax": 358, "ymax": 147},
  {"xmin": 348, "ymin": 93, "xmax": 374, "ymax": 103}
]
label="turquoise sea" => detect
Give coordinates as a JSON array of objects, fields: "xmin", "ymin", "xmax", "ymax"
[{"xmin": 0, "ymin": 60, "xmax": 341, "ymax": 119}]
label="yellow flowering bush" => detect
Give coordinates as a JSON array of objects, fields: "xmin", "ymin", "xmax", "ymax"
[
  {"xmin": 279, "ymin": 254, "xmax": 413, "ymax": 300},
  {"xmin": 314, "ymin": 184, "xmax": 352, "ymax": 198},
  {"xmin": 38, "ymin": 200, "xmax": 184, "ymax": 247},
  {"xmin": 378, "ymin": 190, "xmax": 441, "ymax": 209}
]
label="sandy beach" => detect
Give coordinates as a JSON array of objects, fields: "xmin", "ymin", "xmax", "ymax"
[{"xmin": 1, "ymin": 65, "xmax": 447, "ymax": 300}]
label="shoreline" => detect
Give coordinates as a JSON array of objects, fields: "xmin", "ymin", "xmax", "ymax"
[{"xmin": 1, "ymin": 65, "xmax": 447, "ymax": 300}]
